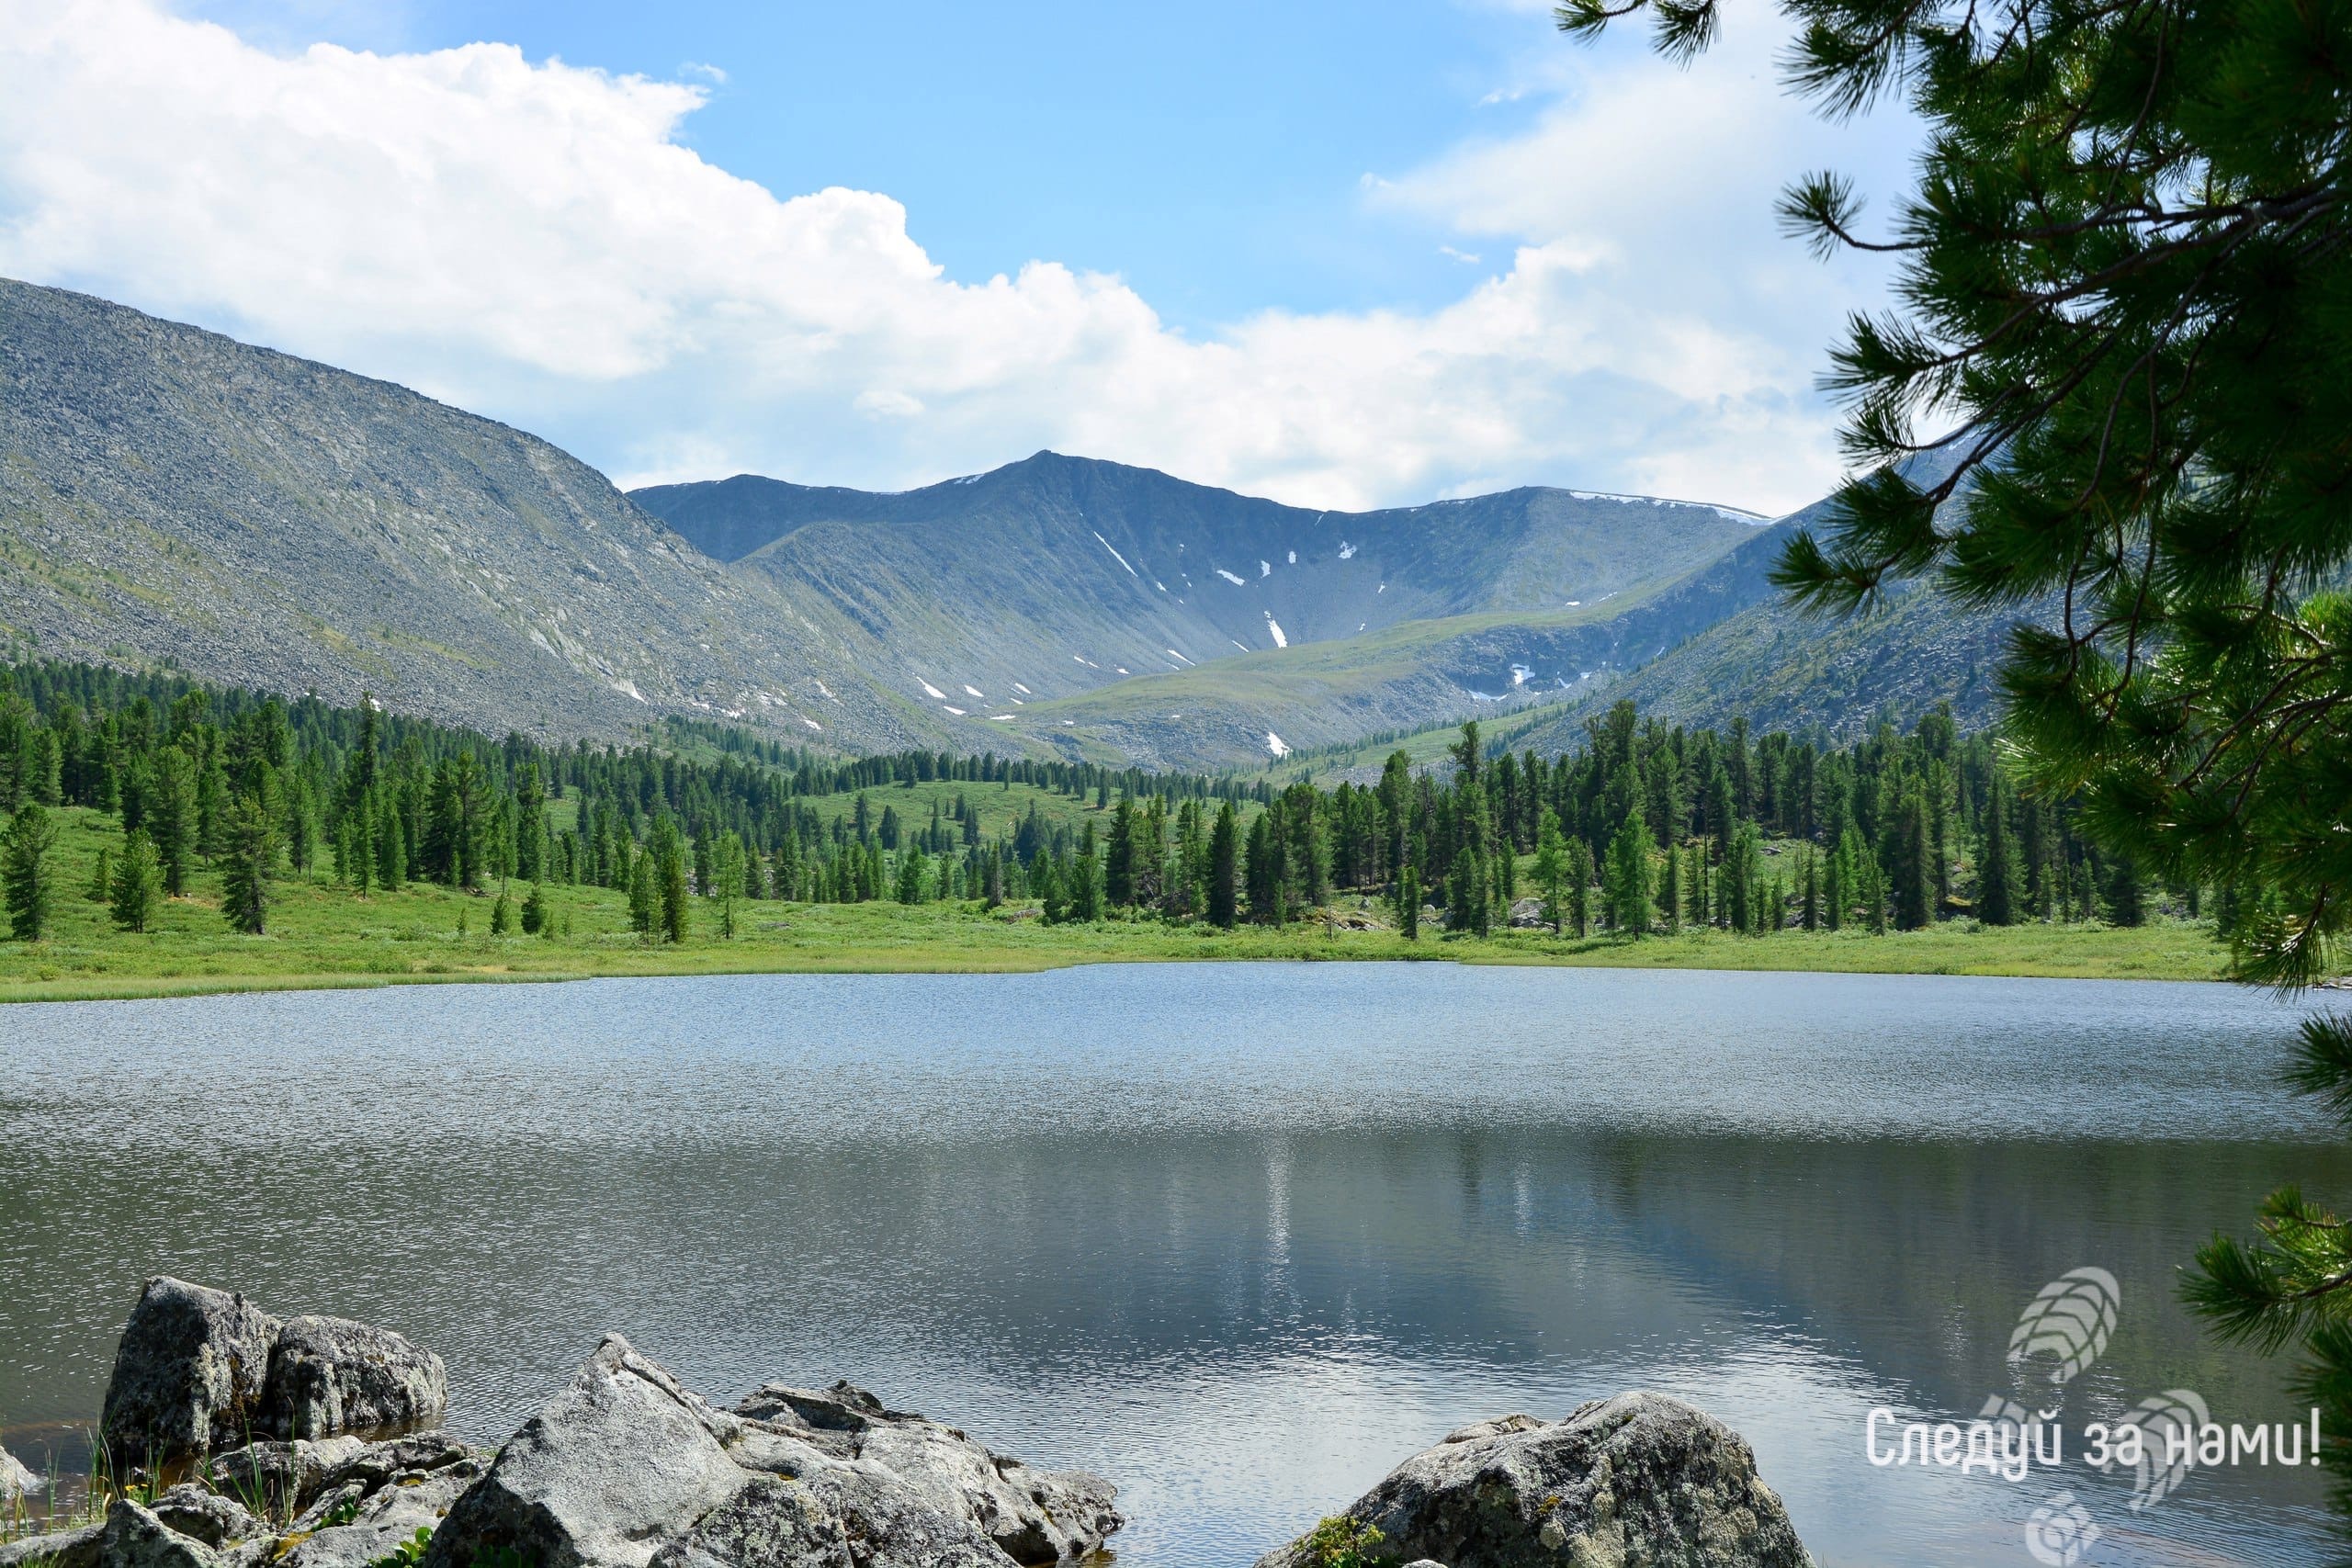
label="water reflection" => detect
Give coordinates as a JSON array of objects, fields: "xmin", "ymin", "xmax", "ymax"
[{"xmin": 0, "ymin": 964, "xmax": 2338, "ymax": 1565}]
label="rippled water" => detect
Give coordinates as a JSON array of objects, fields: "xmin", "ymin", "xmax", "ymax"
[{"xmin": 0, "ymin": 964, "xmax": 2342, "ymax": 1566}]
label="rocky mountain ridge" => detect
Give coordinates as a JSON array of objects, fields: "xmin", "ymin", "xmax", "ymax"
[
  {"xmin": 1, "ymin": 276, "xmax": 2030, "ymax": 770},
  {"xmin": 0, "ymin": 280, "xmax": 951, "ymax": 752},
  {"xmin": 636, "ymin": 452, "xmax": 1768, "ymax": 718}
]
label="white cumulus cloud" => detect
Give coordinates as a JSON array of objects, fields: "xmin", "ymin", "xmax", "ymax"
[{"xmin": 0, "ymin": 0, "xmax": 1897, "ymax": 513}]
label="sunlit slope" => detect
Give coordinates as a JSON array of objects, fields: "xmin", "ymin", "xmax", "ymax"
[{"xmin": 0, "ymin": 278, "xmax": 967, "ymax": 750}]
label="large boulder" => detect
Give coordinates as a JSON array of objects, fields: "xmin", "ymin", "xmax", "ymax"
[
  {"xmin": 147, "ymin": 1485, "xmax": 266, "ymax": 1549},
  {"xmin": 420, "ymin": 1336, "xmax": 752, "ymax": 1568},
  {"xmin": 1252, "ymin": 1393, "xmax": 1812, "ymax": 1568},
  {"xmin": 1, "ymin": 1444, "xmax": 37, "ymax": 1505},
  {"xmin": 0, "ymin": 1525, "xmax": 101, "ymax": 1568},
  {"xmin": 101, "ymin": 1280, "xmax": 281, "ymax": 1461},
  {"xmin": 99, "ymin": 1280, "xmax": 447, "ymax": 1464},
  {"xmin": 259, "ymin": 1316, "xmax": 448, "ymax": 1441},
  {"xmin": 731, "ymin": 1382, "xmax": 1120, "ymax": 1565},
  {"xmin": 650, "ymin": 1470, "xmax": 1010, "ymax": 1568},
  {"xmin": 96, "ymin": 1501, "xmax": 222, "ymax": 1568}
]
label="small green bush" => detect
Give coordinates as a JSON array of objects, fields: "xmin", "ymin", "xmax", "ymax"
[{"xmin": 1305, "ymin": 1516, "xmax": 1386, "ymax": 1568}]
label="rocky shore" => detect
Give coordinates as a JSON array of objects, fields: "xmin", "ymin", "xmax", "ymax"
[{"xmin": 2, "ymin": 1279, "xmax": 1814, "ymax": 1568}]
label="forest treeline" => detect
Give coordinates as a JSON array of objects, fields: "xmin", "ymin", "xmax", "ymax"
[{"xmin": 0, "ymin": 658, "xmax": 2216, "ymax": 944}]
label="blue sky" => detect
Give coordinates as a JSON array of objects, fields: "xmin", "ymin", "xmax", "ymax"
[
  {"xmin": 187, "ymin": 0, "xmax": 1558, "ymax": 330},
  {"xmin": 3, "ymin": 1, "xmax": 1919, "ymax": 511}
]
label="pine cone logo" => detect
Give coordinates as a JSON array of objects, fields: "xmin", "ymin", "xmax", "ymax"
[
  {"xmin": 2008, "ymin": 1268, "xmax": 2120, "ymax": 1384},
  {"xmin": 2025, "ymin": 1492, "xmax": 2102, "ymax": 1565},
  {"xmin": 2112, "ymin": 1388, "xmax": 2210, "ymax": 1511}
]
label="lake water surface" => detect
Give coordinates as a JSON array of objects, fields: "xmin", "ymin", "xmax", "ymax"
[{"xmin": 0, "ymin": 964, "xmax": 2343, "ymax": 1566}]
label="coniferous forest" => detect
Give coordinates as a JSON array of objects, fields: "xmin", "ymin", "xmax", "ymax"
[{"xmin": 0, "ymin": 659, "xmax": 2218, "ymax": 969}]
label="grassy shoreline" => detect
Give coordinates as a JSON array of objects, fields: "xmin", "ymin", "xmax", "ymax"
[{"xmin": 0, "ymin": 805, "xmax": 2233, "ymax": 1004}]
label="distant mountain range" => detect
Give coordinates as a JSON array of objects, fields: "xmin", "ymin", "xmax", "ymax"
[
  {"xmin": 629, "ymin": 457, "xmax": 1770, "ymax": 761},
  {"xmin": 0, "ymin": 277, "xmax": 2027, "ymax": 767}
]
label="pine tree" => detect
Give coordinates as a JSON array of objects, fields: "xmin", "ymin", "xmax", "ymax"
[
  {"xmin": 1396, "ymin": 864, "xmax": 1419, "ymax": 941},
  {"xmin": 2107, "ymin": 855, "xmax": 2147, "ymax": 927},
  {"xmin": 1448, "ymin": 845, "xmax": 1487, "ymax": 936},
  {"xmin": 1070, "ymin": 845, "xmax": 1103, "ymax": 922},
  {"xmin": 1979, "ymin": 779, "xmax": 2020, "ymax": 926},
  {"xmin": 1553, "ymin": 0, "xmax": 2352, "ymax": 1454},
  {"xmin": 3, "ymin": 802, "xmax": 58, "ymax": 941},
  {"xmin": 660, "ymin": 829, "xmax": 691, "ymax": 943},
  {"xmin": 110, "ymin": 829, "xmax": 162, "ymax": 933},
  {"xmin": 1824, "ymin": 831, "xmax": 1849, "ymax": 931},
  {"xmin": 219, "ymin": 792, "xmax": 275, "ymax": 935},
  {"xmin": 520, "ymin": 880, "xmax": 548, "ymax": 936},
  {"xmin": 1204, "ymin": 805, "xmax": 1240, "ymax": 930},
  {"xmin": 87, "ymin": 845, "xmax": 112, "ymax": 903},
  {"xmin": 714, "ymin": 831, "xmax": 748, "ymax": 934},
  {"xmin": 377, "ymin": 795, "xmax": 406, "ymax": 891},
  {"xmin": 1245, "ymin": 810, "xmax": 1284, "ymax": 925},
  {"xmin": 1567, "ymin": 838, "xmax": 1594, "ymax": 938},
  {"xmin": 148, "ymin": 745, "xmax": 197, "ymax": 896},
  {"xmin": 491, "ymin": 884, "xmax": 514, "ymax": 936},
  {"xmin": 1725, "ymin": 821, "xmax": 1761, "ymax": 933},
  {"xmin": 1105, "ymin": 796, "xmax": 1137, "ymax": 908},
  {"xmin": 628, "ymin": 847, "xmax": 657, "ymax": 940},
  {"xmin": 338, "ymin": 811, "xmax": 372, "ymax": 895},
  {"xmin": 1892, "ymin": 790, "xmax": 1935, "ymax": 931},
  {"xmin": 284, "ymin": 773, "xmax": 318, "ymax": 876},
  {"xmin": 1532, "ymin": 810, "xmax": 1569, "ymax": 935},
  {"xmin": 1603, "ymin": 807, "xmax": 1655, "ymax": 937}
]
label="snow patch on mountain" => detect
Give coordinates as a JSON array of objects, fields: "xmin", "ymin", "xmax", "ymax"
[{"xmin": 1091, "ymin": 530, "xmax": 1140, "ymax": 579}]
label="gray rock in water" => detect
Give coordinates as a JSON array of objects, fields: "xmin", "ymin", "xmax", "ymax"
[
  {"xmin": 423, "ymin": 1336, "xmax": 752, "ymax": 1568},
  {"xmin": 1, "ymin": 1445, "xmax": 38, "ymax": 1504},
  {"xmin": 730, "ymin": 1382, "xmax": 1120, "ymax": 1565},
  {"xmin": 99, "ymin": 1281, "xmax": 447, "ymax": 1464},
  {"xmin": 259, "ymin": 1316, "xmax": 448, "ymax": 1441},
  {"xmin": 1251, "ymin": 1392, "xmax": 1812, "ymax": 1568},
  {"xmin": 96, "ymin": 1500, "xmax": 223, "ymax": 1568},
  {"xmin": 101, "ymin": 1279, "xmax": 281, "ymax": 1461},
  {"xmin": 148, "ymin": 1485, "xmax": 266, "ymax": 1548}
]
